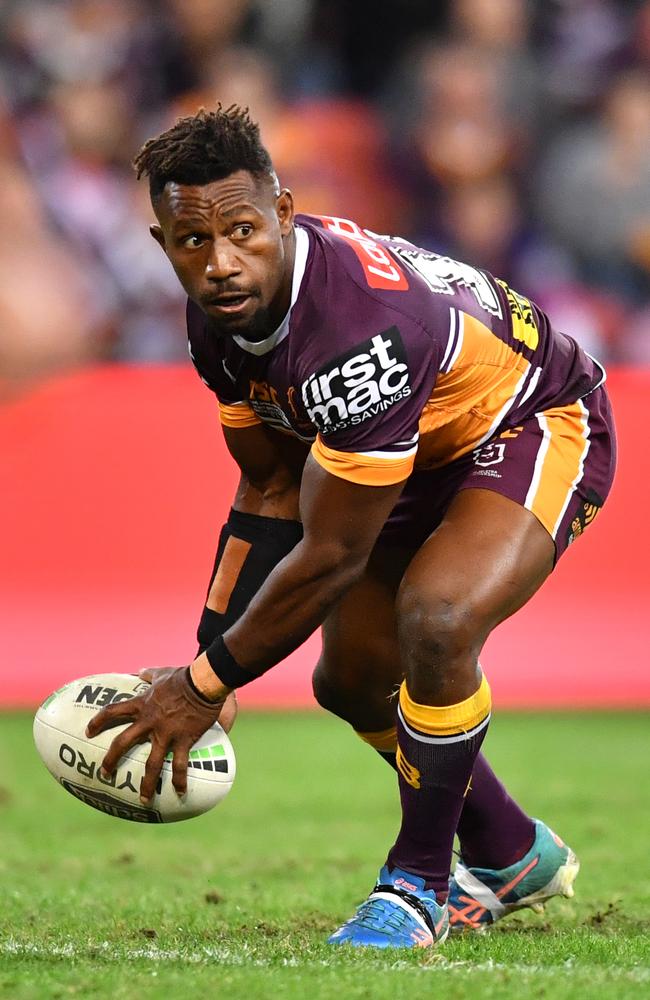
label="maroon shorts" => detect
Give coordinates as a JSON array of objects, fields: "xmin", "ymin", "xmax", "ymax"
[{"xmin": 378, "ymin": 385, "xmax": 617, "ymax": 562}]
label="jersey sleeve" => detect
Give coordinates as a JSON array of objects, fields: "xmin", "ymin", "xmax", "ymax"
[
  {"xmin": 301, "ymin": 321, "xmax": 437, "ymax": 486},
  {"xmin": 311, "ymin": 434, "xmax": 418, "ymax": 485},
  {"xmin": 217, "ymin": 400, "xmax": 262, "ymax": 429}
]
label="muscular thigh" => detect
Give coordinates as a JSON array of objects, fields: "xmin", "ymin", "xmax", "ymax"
[
  {"xmin": 321, "ymin": 388, "xmax": 616, "ymax": 709},
  {"xmin": 318, "ymin": 544, "xmax": 413, "ymax": 731},
  {"xmin": 397, "ymin": 488, "xmax": 555, "ymax": 702}
]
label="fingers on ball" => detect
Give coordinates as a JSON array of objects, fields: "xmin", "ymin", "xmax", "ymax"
[
  {"xmin": 100, "ymin": 721, "xmax": 148, "ymax": 776},
  {"xmin": 139, "ymin": 740, "xmax": 168, "ymax": 803},
  {"xmin": 86, "ymin": 696, "xmax": 143, "ymax": 738},
  {"xmin": 171, "ymin": 744, "xmax": 191, "ymax": 797}
]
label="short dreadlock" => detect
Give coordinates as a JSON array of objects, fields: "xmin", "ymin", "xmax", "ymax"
[{"xmin": 133, "ymin": 105, "xmax": 274, "ymax": 201}]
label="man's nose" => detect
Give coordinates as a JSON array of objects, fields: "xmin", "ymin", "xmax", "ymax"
[{"xmin": 205, "ymin": 240, "xmax": 241, "ymax": 280}]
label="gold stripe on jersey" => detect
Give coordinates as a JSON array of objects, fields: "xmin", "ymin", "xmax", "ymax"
[
  {"xmin": 218, "ymin": 401, "xmax": 262, "ymax": 428},
  {"xmin": 399, "ymin": 674, "xmax": 492, "ymax": 737},
  {"xmin": 311, "ymin": 435, "xmax": 414, "ymax": 486},
  {"xmin": 524, "ymin": 400, "xmax": 590, "ymax": 539},
  {"xmin": 416, "ymin": 312, "xmax": 530, "ymax": 468}
]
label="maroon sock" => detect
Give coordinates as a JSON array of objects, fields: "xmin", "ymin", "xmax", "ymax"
[
  {"xmin": 374, "ymin": 749, "xmax": 535, "ymax": 870},
  {"xmin": 456, "ymin": 753, "xmax": 536, "ymax": 869},
  {"xmin": 386, "ymin": 679, "xmax": 491, "ymax": 899}
]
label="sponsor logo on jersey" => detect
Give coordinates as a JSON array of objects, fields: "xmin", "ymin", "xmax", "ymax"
[
  {"xmin": 496, "ymin": 278, "xmax": 539, "ymax": 351},
  {"xmin": 249, "ymin": 394, "xmax": 294, "ymax": 432},
  {"xmin": 249, "ymin": 379, "xmax": 281, "ymax": 406},
  {"xmin": 248, "ymin": 379, "xmax": 315, "ymax": 440},
  {"xmin": 318, "ymin": 216, "xmax": 409, "ymax": 291},
  {"xmin": 301, "ymin": 327, "xmax": 411, "ymax": 434}
]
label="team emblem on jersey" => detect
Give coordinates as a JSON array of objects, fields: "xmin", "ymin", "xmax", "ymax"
[
  {"xmin": 301, "ymin": 326, "xmax": 411, "ymax": 434},
  {"xmin": 472, "ymin": 442, "xmax": 506, "ymax": 467}
]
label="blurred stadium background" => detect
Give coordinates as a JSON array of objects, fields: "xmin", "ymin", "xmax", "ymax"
[{"xmin": 1, "ymin": 0, "xmax": 649, "ymax": 710}]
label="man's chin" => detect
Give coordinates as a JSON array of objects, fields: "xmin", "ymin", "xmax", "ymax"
[{"xmin": 204, "ymin": 303, "xmax": 272, "ymax": 341}]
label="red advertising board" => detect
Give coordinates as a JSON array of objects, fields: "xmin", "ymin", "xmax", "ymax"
[{"xmin": 0, "ymin": 365, "xmax": 647, "ymax": 709}]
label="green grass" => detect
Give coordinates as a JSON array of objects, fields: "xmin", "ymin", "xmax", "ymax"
[{"xmin": 0, "ymin": 711, "xmax": 648, "ymax": 999}]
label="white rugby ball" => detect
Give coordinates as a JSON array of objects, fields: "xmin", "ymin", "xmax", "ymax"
[{"xmin": 33, "ymin": 672, "xmax": 236, "ymax": 823}]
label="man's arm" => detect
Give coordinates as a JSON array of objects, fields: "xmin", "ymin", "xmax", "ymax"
[
  {"xmin": 223, "ymin": 422, "xmax": 306, "ymax": 521},
  {"xmin": 194, "ymin": 423, "xmax": 307, "ymax": 655},
  {"xmin": 87, "ymin": 429, "xmax": 404, "ymax": 801},
  {"xmin": 139, "ymin": 421, "xmax": 308, "ymax": 728},
  {"xmin": 191, "ymin": 452, "xmax": 405, "ymax": 695}
]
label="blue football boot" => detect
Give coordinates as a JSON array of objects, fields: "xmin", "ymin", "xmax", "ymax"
[
  {"xmin": 328, "ymin": 865, "xmax": 449, "ymax": 948},
  {"xmin": 448, "ymin": 819, "xmax": 580, "ymax": 932}
]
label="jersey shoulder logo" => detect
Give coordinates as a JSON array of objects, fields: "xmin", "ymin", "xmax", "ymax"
[
  {"xmin": 301, "ymin": 326, "xmax": 411, "ymax": 435},
  {"xmin": 396, "ymin": 247, "xmax": 502, "ymax": 318},
  {"xmin": 318, "ymin": 216, "xmax": 409, "ymax": 291}
]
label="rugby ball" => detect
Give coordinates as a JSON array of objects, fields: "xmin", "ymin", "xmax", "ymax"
[{"xmin": 33, "ymin": 672, "xmax": 236, "ymax": 823}]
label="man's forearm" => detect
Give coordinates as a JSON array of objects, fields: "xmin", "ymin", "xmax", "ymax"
[
  {"xmin": 197, "ymin": 508, "xmax": 303, "ymax": 652},
  {"xmin": 205, "ymin": 540, "xmax": 364, "ymax": 684},
  {"xmin": 192, "ymin": 451, "xmax": 406, "ymax": 699},
  {"xmin": 191, "ymin": 466, "xmax": 304, "ymax": 700}
]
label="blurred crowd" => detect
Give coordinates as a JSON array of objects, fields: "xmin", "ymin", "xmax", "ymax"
[{"xmin": 1, "ymin": 0, "xmax": 650, "ymax": 394}]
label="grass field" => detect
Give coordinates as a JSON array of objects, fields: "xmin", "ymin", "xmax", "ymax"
[{"xmin": 0, "ymin": 710, "xmax": 648, "ymax": 999}]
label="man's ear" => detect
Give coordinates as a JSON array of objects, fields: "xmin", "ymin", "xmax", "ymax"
[
  {"xmin": 276, "ymin": 189, "xmax": 294, "ymax": 236},
  {"xmin": 150, "ymin": 224, "xmax": 166, "ymax": 251}
]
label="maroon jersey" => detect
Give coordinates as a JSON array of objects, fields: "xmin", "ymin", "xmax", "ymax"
[{"xmin": 187, "ymin": 214, "xmax": 605, "ymax": 486}]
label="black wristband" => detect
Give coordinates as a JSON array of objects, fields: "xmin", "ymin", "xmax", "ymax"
[{"xmin": 205, "ymin": 635, "xmax": 257, "ymax": 689}]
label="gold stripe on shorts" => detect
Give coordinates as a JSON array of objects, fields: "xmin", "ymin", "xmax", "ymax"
[{"xmin": 524, "ymin": 400, "xmax": 590, "ymax": 539}]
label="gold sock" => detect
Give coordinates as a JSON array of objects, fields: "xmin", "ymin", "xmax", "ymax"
[{"xmin": 356, "ymin": 725, "xmax": 398, "ymax": 753}]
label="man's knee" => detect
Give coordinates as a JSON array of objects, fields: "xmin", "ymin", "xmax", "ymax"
[
  {"xmin": 312, "ymin": 657, "xmax": 347, "ymax": 716},
  {"xmin": 312, "ymin": 655, "xmax": 397, "ymax": 731},
  {"xmin": 396, "ymin": 582, "xmax": 484, "ymax": 691}
]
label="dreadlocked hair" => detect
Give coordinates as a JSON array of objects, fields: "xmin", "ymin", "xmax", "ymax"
[{"xmin": 133, "ymin": 105, "xmax": 274, "ymax": 200}]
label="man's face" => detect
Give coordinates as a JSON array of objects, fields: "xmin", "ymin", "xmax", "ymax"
[{"xmin": 151, "ymin": 170, "xmax": 295, "ymax": 339}]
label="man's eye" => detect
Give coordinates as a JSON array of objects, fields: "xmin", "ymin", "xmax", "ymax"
[
  {"xmin": 232, "ymin": 224, "xmax": 253, "ymax": 238},
  {"xmin": 182, "ymin": 235, "xmax": 205, "ymax": 248}
]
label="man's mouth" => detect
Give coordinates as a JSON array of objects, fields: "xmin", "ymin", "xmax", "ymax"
[{"xmin": 204, "ymin": 292, "xmax": 252, "ymax": 315}]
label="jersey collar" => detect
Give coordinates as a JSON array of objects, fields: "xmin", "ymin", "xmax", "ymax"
[{"xmin": 231, "ymin": 225, "xmax": 309, "ymax": 356}]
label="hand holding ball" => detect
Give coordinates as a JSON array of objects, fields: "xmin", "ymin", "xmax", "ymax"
[{"xmin": 33, "ymin": 672, "xmax": 236, "ymax": 823}]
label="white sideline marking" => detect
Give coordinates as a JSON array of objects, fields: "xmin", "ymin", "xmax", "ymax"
[{"xmin": 1, "ymin": 940, "xmax": 649, "ymax": 980}]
